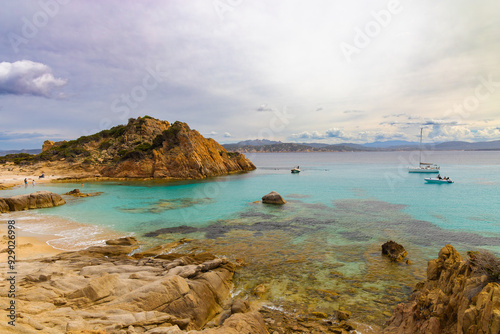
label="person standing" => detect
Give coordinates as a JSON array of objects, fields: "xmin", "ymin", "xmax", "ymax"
[
  {"xmin": 24, "ymin": 178, "xmax": 28, "ymax": 187},
  {"xmin": 32, "ymin": 179, "xmax": 35, "ymax": 187}
]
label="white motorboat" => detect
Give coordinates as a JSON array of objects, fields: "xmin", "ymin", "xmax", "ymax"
[
  {"xmin": 291, "ymin": 166, "xmax": 300, "ymax": 173},
  {"xmin": 425, "ymin": 177, "xmax": 454, "ymax": 184}
]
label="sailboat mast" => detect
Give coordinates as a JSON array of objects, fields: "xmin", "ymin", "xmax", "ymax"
[{"xmin": 419, "ymin": 127, "xmax": 423, "ymax": 165}]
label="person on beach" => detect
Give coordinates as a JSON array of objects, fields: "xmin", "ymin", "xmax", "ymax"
[
  {"xmin": 24, "ymin": 178, "xmax": 28, "ymax": 187},
  {"xmin": 32, "ymin": 179, "xmax": 35, "ymax": 187}
]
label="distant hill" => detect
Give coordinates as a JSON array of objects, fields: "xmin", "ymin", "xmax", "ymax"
[
  {"xmin": 234, "ymin": 139, "xmax": 280, "ymax": 146},
  {"xmin": 363, "ymin": 140, "xmax": 419, "ymax": 148},
  {"xmin": 223, "ymin": 139, "xmax": 500, "ymax": 153},
  {"xmin": 0, "ymin": 149, "xmax": 42, "ymax": 156},
  {"xmin": 434, "ymin": 140, "xmax": 500, "ymax": 150}
]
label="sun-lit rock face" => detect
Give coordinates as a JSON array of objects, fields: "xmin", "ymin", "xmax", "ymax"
[
  {"xmin": 384, "ymin": 245, "xmax": 500, "ymax": 334},
  {"xmin": 35, "ymin": 116, "xmax": 256, "ymax": 179}
]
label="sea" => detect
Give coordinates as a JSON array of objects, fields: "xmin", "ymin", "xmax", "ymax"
[{"xmin": 2, "ymin": 151, "xmax": 499, "ymax": 325}]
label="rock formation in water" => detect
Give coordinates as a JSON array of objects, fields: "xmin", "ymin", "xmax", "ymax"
[
  {"xmin": 0, "ymin": 191, "xmax": 65, "ymax": 213},
  {"xmin": 381, "ymin": 240, "xmax": 408, "ymax": 262},
  {"xmin": 2, "ymin": 116, "xmax": 256, "ymax": 180},
  {"xmin": 0, "ymin": 237, "xmax": 268, "ymax": 333},
  {"xmin": 384, "ymin": 245, "xmax": 500, "ymax": 334},
  {"xmin": 261, "ymin": 191, "xmax": 286, "ymax": 205}
]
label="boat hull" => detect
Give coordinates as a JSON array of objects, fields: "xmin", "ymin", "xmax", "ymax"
[
  {"xmin": 408, "ymin": 168, "xmax": 440, "ymax": 173},
  {"xmin": 425, "ymin": 178, "xmax": 454, "ymax": 184}
]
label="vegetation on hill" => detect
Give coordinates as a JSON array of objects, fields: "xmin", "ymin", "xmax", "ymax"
[{"xmin": 0, "ymin": 116, "xmax": 256, "ymax": 179}]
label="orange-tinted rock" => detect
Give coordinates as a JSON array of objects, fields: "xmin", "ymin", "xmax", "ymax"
[
  {"xmin": 384, "ymin": 245, "xmax": 500, "ymax": 334},
  {"xmin": 1, "ymin": 191, "xmax": 65, "ymax": 212}
]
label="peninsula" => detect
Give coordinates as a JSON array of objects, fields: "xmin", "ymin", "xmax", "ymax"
[{"xmin": 0, "ymin": 116, "xmax": 255, "ymax": 186}]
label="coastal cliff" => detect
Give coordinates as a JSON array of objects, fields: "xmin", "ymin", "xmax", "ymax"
[
  {"xmin": 384, "ymin": 245, "xmax": 500, "ymax": 334},
  {"xmin": 1, "ymin": 116, "xmax": 255, "ymax": 180}
]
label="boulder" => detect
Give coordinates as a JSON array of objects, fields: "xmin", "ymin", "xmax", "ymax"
[
  {"xmin": 231, "ymin": 299, "xmax": 250, "ymax": 314},
  {"xmin": 1, "ymin": 191, "xmax": 66, "ymax": 212},
  {"xmin": 381, "ymin": 240, "xmax": 408, "ymax": 262},
  {"xmin": 106, "ymin": 236, "xmax": 139, "ymax": 246},
  {"xmin": 262, "ymin": 191, "xmax": 286, "ymax": 205}
]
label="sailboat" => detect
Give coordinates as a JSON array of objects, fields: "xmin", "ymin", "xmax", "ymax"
[{"xmin": 408, "ymin": 128, "xmax": 440, "ymax": 173}]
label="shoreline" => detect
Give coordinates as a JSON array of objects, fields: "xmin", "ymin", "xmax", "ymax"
[{"xmin": 0, "ymin": 211, "xmax": 128, "ymax": 261}]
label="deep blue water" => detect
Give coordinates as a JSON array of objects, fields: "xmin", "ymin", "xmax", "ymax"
[{"xmin": 2, "ymin": 151, "xmax": 499, "ymax": 324}]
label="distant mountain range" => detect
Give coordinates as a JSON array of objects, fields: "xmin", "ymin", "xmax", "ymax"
[
  {"xmin": 0, "ymin": 149, "xmax": 42, "ymax": 156},
  {"xmin": 223, "ymin": 139, "xmax": 500, "ymax": 152},
  {"xmin": 4, "ymin": 139, "xmax": 500, "ymax": 156}
]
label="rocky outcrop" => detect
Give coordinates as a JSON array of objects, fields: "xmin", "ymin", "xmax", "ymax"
[
  {"xmin": 382, "ymin": 240, "xmax": 408, "ymax": 262},
  {"xmin": 42, "ymin": 140, "xmax": 55, "ymax": 152},
  {"xmin": 0, "ymin": 237, "xmax": 269, "ymax": 334},
  {"xmin": 30, "ymin": 117, "xmax": 256, "ymax": 180},
  {"xmin": 63, "ymin": 188, "xmax": 102, "ymax": 197},
  {"xmin": 0, "ymin": 191, "xmax": 65, "ymax": 212},
  {"xmin": 262, "ymin": 191, "xmax": 286, "ymax": 205},
  {"xmin": 384, "ymin": 245, "xmax": 500, "ymax": 334}
]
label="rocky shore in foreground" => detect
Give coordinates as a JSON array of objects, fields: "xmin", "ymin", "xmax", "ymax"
[{"xmin": 0, "ymin": 236, "xmax": 498, "ymax": 334}]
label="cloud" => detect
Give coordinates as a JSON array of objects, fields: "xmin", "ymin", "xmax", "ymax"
[
  {"xmin": 343, "ymin": 110, "xmax": 364, "ymax": 114},
  {"xmin": 325, "ymin": 128, "xmax": 344, "ymax": 138},
  {"xmin": 205, "ymin": 131, "xmax": 218, "ymax": 136},
  {"xmin": 290, "ymin": 131, "xmax": 325, "ymax": 140},
  {"xmin": 256, "ymin": 104, "xmax": 275, "ymax": 112},
  {"xmin": 223, "ymin": 132, "xmax": 232, "ymax": 138},
  {"xmin": 0, "ymin": 131, "xmax": 45, "ymax": 141},
  {"xmin": 0, "ymin": 60, "xmax": 67, "ymax": 97}
]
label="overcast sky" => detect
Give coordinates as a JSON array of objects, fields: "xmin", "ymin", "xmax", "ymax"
[{"xmin": 1, "ymin": 0, "xmax": 499, "ymax": 149}]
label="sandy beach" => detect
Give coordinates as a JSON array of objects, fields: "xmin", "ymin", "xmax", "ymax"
[{"xmin": 0, "ymin": 210, "xmax": 127, "ymax": 263}]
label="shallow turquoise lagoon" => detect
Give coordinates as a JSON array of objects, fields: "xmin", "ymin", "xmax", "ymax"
[{"xmin": 2, "ymin": 151, "xmax": 499, "ymax": 324}]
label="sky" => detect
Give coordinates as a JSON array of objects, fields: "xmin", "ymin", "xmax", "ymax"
[{"xmin": 1, "ymin": 0, "xmax": 500, "ymax": 150}]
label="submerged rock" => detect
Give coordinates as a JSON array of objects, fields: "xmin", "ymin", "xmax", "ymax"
[
  {"xmin": 384, "ymin": 244, "xmax": 500, "ymax": 334},
  {"xmin": 262, "ymin": 191, "xmax": 286, "ymax": 205},
  {"xmin": 0, "ymin": 191, "xmax": 65, "ymax": 212},
  {"xmin": 64, "ymin": 188, "xmax": 102, "ymax": 197},
  {"xmin": 381, "ymin": 240, "xmax": 408, "ymax": 262}
]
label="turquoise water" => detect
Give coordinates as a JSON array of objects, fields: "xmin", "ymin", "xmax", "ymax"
[{"xmin": 2, "ymin": 151, "xmax": 499, "ymax": 324}]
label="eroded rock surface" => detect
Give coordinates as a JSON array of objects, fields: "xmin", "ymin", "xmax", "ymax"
[
  {"xmin": 384, "ymin": 244, "xmax": 500, "ymax": 334},
  {"xmin": 0, "ymin": 191, "xmax": 65, "ymax": 213},
  {"xmin": 0, "ymin": 237, "xmax": 268, "ymax": 334}
]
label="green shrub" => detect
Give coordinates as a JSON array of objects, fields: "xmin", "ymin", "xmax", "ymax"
[
  {"xmin": 152, "ymin": 124, "xmax": 182, "ymax": 149},
  {"xmin": 468, "ymin": 250, "xmax": 500, "ymax": 282},
  {"xmin": 120, "ymin": 150, "xmax": 144, "ymax": 161},
  {"xmin": 135, "ymin": 143, "xmax": 153, "ymax": 151},
  {"xmin": 117, "ymin": 149, "xmax": 128, "ymax": 157},
  {"xmin": 99, "ymin": 141, "xmax": 113, "ymax": 150}
]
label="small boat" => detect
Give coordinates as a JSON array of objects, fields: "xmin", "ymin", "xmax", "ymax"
[
  {"xmin": 425, "ymin": 177, "xmax": 454, "ymax": 184},
  {"xmin": 408, "ymin": 128, "xmax": 440, "ymax": 173},
  {"xmin": 291, "ymin": 166, "xmax": 300, "ymax": 173}
]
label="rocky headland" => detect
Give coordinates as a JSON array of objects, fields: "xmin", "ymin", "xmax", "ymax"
[
  {"xmin": 384, "ymin": 245, "xmax": 500, "ymax": 334},
  {"xmin": 0, "ymin": 116, "xmax": 255, "ymax": 185}
]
